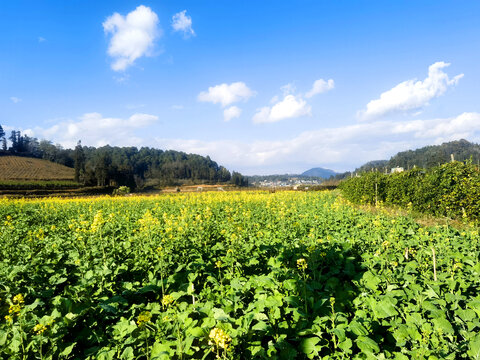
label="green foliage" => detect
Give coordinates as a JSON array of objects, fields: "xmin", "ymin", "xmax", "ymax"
[
  {"xmin": 112, "ymin": 186, "xmax": 131, "ymax": 196},
  {"xmin": 1, "ymin": 191, "xmax": 479, "ymax": 358},
  {"xmin": 340, "ymin": 161, "xmax": 480, "ymax": 221}
]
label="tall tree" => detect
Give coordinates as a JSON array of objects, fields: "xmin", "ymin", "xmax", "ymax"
[
  {"xmin": 0, "ymin": 124, "xmax": 5, "ymax": 141},
  {"xmin": 9, "ymin": 131, "xmax": 18, "ymax": 152},
  {"xmin": 74, "ymin": 140, "xmax": 86, "ymax": 183}
]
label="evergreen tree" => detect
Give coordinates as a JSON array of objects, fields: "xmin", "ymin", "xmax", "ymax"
[
  {"xmin": 9, "ymin": 131, "xmax": 18, "ymax": 152},
  {"xmin": 74, "ymin": 140, "xmax": 86, "ymax": 183},
  {"xmin": 0, "ymin": 124, "xmax": 5, "ymax": 141}
]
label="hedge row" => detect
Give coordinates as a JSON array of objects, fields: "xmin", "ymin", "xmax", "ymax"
[{"xmin": 339, "ymin": 161, "xmax": 480, "ymax": 221}]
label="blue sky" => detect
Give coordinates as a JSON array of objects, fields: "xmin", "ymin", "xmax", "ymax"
[{"xmin": 2, "ymin": 1, "xmax": 480, "ymax": 174}]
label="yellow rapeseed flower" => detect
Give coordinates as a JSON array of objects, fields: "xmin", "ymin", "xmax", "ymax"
[
  {"xmin": 9, "ymin": 304, "xmax": 22, "ymax": 314},
  {"xmin": 162, "ymin": 294, "xmax": 174, "ymax": 307},
  {"xmin": 13, "ymin": 294, "xmax": 24, "ymax": 304},
  {"xmin": 33, "ymin": 323, "xmax": 47, "ymax": 335},
  {"xmin": 297, "ymin": 258, "xmax": 307, "ymax": 271},
  {"xmin": 209, "ymin": 327, "xmax": 232, "ymax": 350},
  {"xmin": 137, "ymin": 311, "xmax": 152, "ymax": 326}
]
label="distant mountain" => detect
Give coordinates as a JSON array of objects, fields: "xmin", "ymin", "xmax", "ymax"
[{"xmin": 301, "ymin": 167, "xmax": 337, "ymax": 178}]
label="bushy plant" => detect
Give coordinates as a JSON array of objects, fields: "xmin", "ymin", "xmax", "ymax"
[
  {"xmin": 112, "ymin": 185, "xmax": 130, "ymax": 196},
  {"xmin": 340, "ymin": 161, "xmax": 480, "ymax": 221}
]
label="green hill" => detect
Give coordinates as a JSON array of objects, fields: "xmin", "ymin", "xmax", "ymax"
[{"xmin": 387, "ymin": 139, "xmax": 480, "ymax": 169}]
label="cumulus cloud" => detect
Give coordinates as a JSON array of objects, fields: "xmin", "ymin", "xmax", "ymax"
[
  {"xmin": 103, "ymin": 5, "xmax": 160, "ymax": 71},
  {"xmin": 253, "ymin": 95, "xmax": 311, "ymax": 123},
  {"xmin": 172, "ymin": 10, "xmax": 195, "ymax": 37},
  {"xmin": 305, "ymin": 78, "xmax": 334, "ymax": 98},
  {"xmin": 223, "ymin": 106, "xmax": 242, "ymax": 121},
  {"xmin": 198, "ymin": 82, "xmax": 255, "ymax": 107},
  {"xmin": 26, "ymin": 112, "xmax": 158, "ymax": 148},
  {"xmin": 10, "ymin": 97, "xmax": 22, "ymax": 103},
  {"xmin": 156, "ymin": 112, "xmax": 480, "ymax": 174},
  {"xmin": 360, "ymin": 62, "xmax": 464, "ymax": 120}
]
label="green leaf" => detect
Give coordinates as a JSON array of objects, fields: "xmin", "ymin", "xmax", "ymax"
[
  {"xmin": 112, "ymin": 318, "xmax": 137, "ymax": 340},
  {"xmin": 362, "ymin": 271, "xmax": 381, "ymax": 291},
  {"xmin": 187, "ymin": 327, "xmax": 205, "ymax": 338},
  {"xmin": 0, "ymin": 330, "xmax": 7, "ymax": 347},
  {"xmin": 252, "ymin": 321, "xmax": 268, "ymax": 331},
  {"xmin": 97, "ymin": 348, "xmax": 116, "ymax": 360},
  {"xmin": 151, "ymin": 342, "xmax": 173, "ymax": 360},
  {"xmin": 59, "ymin": 343, "xmax": 76, "ymax": 357},
  {"xmin": 349, "ymin": 320, "xmax": 369, "ymax": 336},
  {"xmin": 372, "ymin": 298, "xmax": 398, "ymax": 319},
  {"xmin": 212, "ymin": 308, "xmax": 230, "ymax": 322},
  {"xmin": 300, "ymin": 337, "xmax": 321, "ymax": 358},
  {"xmin": 468, "ymin": 334, "xmax": 480, "ymax": 360},
  {"xmin": 121, "ymin": 347, "xmax": 134, "ymax": 360},
  {"xmin": 393, "ymin": 324, "xmax": 410, "ymax": 346},
  {"xmin": 338, "ymin": 338, "xmax": 352, "ymax": 353},
  {"xmin": 356, "ymin": 336, "xmax": 380, "ymax": 354},
  {"xmin": 432, "ymin": 317, "xmax": 454, "ymax": 334}
]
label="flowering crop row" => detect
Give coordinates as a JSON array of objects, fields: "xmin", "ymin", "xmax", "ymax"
[{"xmin": 0, "ymin": 191, "xmax": 479, "ymax": 359}]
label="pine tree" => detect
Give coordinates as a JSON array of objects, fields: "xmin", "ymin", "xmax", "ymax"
[{"xmin": 74, "ymin": 140, "xmax": 86, "ymax": 183}]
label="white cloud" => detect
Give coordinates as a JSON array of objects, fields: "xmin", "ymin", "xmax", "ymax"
[
  {"xmin": 360, "ymin": 62, "xmax": 464, "ymax": 119},
  {"xmin": 171, "ymin": 105, "xmax": 184, "ymax": 110},
  {"xmin": 172, "ymin": 10, "xmax": 195, "ymax": 37},
  {"xmin": 26, "ymin": 112, "xmax": 158, "ymax": 148},
  {"xmin": 10, "ymin": 97, "xmax": 22, "ymax": 103},
  {"xmin": 223, "ymin": 106, "xmax": 242, "ymax": 121},
  {"xmin": 253, "ymin": 95, "xmax": 311, "ymax": 123},
  {"xmin": 305, "ymin": 78, "xmax": 334, "ymax": 98},
  {"xmin": 38, "ymin": 37, "xmax": 46, "ymax": 43},
  {"xmin": 155, "ymin": 112, "xmax": 480, "ymax": 174},
  {"xmin": 103, "ymin": 5, "xmax": 160, "ymax": 71},
  {"xmin": 198, "ymin": 82, "xmax": 255, "ymax": 107}
]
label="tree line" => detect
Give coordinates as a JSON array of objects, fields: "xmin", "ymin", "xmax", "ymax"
[{"xmin": 0, "ymin": 126, "xmax": 248, "ymax": 189}]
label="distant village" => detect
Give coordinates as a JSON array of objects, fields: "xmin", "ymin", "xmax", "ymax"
[{"xmin": 251, "ymin": 177, "xmax": 325, "ymax": 188}]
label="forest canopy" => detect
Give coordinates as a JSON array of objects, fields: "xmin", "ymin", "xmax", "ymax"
[{"xmin": 0, "ymin": 128, "xmax": 247, "ymax": 189}]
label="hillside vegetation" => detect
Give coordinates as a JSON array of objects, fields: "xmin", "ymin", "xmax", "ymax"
[
  {"xmin": 357, "ymin": 139, "xmax": 480, "ymax": 173},
  {"xmin": 0, "ymin": 128, "xmax": 248, "ymax": 189},
  {"xmin": 0, "ymin": 156, "xmax": 74, "ymax": 181},
  {"xmin": 340, "ymin": 160, "xmax": 480, "ymax": 221}
]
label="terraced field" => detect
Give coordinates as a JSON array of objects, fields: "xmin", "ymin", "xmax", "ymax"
[{"xmin": 0, "ymin": 156, "xmax": 74, "ymax": 181}]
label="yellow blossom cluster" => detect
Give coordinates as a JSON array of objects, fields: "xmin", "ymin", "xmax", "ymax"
[
  {"xmin": 209, "ymin": 327, "xmax": 232, "ymax": 350},
  {"xmin": 162, "ymin": 294, "xmax": 174, "ymax": 307},
  {"xmin": 33, "ymin": 323, "xmax": 47, "ymax": 335},
  {"xmin": 90, "ymin": 210, "xmax": 105, "ymax": 233},
  {"xmin": 137, "ymin": 311, "xmax": 152, "ymax": 326},
  {"xmin": 7, "ymin": 294, "xmax": 24, "ymax": 317},
  {"xmin": 297, "ymin": 258, "xmax": 307, "ymax": 271}
]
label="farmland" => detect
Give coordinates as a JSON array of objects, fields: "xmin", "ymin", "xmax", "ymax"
[
  {"xmin": 1, "ymin": 191, "xmax": 480, "ymax": 359},
  {"xmin": 0, "ymin": 156, "xmax": 75, "ymax": 181}
]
